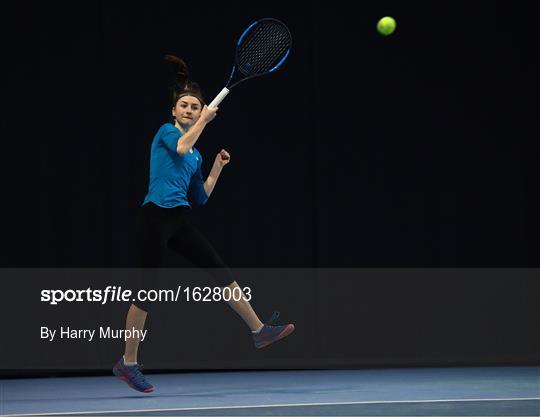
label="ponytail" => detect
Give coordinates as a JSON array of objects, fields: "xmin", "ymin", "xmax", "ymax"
[{"xmin": 165, "ymin": 54, "xmax": 205, "ymax": 107}]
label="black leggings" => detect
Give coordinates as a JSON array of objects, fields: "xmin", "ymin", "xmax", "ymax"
[{"xmin": 134, "ymin": 202, "xmax": 234, "ymax": 312}]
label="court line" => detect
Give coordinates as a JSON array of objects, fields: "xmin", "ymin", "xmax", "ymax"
[{"xmin": 5, "ymin": 397, "xmax": 540, "ymax": 416}]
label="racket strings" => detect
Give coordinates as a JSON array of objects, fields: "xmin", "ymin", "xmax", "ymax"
[
  {"xmin": 238, "ymin": 38, "xmax": 288, "ymax": 75},
  {"xmin": 239, "ymin": 25, "xmax": 289, "ymax": 72},
  {"xmin": 236, "ymin": 21, "xmax": 291, "ymax": 76}
]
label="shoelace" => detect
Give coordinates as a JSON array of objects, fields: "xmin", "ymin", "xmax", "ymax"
[
  {"xmin": 127, "ymin": 364, "xmax": 149, "ymax": 387},
  {"xmin": 266, "ymin": 311, "xmax": 280, "ymax": 325}
]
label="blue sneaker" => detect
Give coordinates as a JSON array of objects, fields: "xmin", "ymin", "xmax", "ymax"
[
  {"xmin": 253, "ymin": 312, "xmax": 295, "ymax": 349},
  {"xmin": 113, "ymin": 357, "xmax": 154, "ymax": 393}
]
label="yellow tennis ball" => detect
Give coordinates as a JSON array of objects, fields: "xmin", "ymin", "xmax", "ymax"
[{"xmin": 377, "ymin": 16, "xmax": 396, "ymax": 36}]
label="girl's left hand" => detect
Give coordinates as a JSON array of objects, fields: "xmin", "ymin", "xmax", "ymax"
[{"xmin": 215, "ymin": 149, "xmax": 231, "ymax": 167}]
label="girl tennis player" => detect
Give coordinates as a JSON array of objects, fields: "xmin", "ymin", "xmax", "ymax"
[{"xmin": 113, "ymin": 56, "xmax": 295, "ymax": 393}]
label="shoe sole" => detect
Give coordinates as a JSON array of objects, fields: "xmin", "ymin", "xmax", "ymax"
[
  {"xmin": 113, "ymin": 364, "xmax": 155, "ymax": 393},
  {"xmin": 255, "ymin": 324, "xmax": 295, "ymax": 349}
]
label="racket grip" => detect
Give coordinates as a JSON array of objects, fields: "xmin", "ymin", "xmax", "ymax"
[{"xmin": 208, "ymin": 88, "xmax": 230, "ymax": 108}]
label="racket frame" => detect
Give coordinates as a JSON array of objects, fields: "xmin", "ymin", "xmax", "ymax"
[{"xmin": 208, "ymin": 18, "xmax": 292, "ymax": 108}]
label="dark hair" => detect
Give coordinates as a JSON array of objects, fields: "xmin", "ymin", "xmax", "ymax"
[{"xmin": 164, "ymin": 54, "xmax": 205, "ymax": 108}]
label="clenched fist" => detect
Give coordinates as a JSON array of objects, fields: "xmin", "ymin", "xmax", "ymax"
[{"xmin": 215, "ymin": 149, "xmax": 231, "ymax": 168}]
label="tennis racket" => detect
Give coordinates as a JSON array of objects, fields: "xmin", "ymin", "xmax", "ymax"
[{"xmin": 208, "ymin": 18, "xmax": 292, "ymax": 108}]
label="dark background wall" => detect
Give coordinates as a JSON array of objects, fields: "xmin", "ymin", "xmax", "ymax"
[{"xmin": 1, "ymin": 0, "xmax": 538, "ymax": 372}]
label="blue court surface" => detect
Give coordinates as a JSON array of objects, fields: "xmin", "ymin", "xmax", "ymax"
[{"xmin": 1, "ymin": 367, "xmax": 539, "ymax": 416}]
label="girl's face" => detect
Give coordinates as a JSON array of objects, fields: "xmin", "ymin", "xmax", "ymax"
[{"xmin": 172, "ymin": 95, "xmax": 202, "ymax": 129}]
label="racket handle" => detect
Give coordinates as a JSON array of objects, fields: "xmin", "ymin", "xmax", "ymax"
[{"xmin": 208, "ymin": 88, "xmax": 230, "ymax": 108}]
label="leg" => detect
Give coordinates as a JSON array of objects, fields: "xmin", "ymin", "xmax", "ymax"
[
  {"xmin": 113, "ymin": 301, "xmax": 154, "ymax": 392},
  {"xmin": 168, "ymin": 221, "xmax": 263, "ymax": 331},
  {"xmin": 125, "ymin": 204, "xmax": 166, "ymax": 363},
  {"xmin": 123, "ymin": 303, "xmax": 147, "ymax": 363},
  {"xmin": 113, "ymin": 204, "xmax": 166, "ymax": 392},
  {"xmin": 224, "ymin": 281, "xmax": 264, "ymax": 331}
]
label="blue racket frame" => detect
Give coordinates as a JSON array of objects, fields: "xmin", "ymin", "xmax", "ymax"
[{"xmin": 208, "ymin": 18, "xmax": 292, "ymax": 107}]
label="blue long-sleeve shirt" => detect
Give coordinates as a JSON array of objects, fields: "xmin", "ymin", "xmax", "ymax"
[{"xmin": 142, "ymin": 123, "xmax": 208, "ymax": 208}]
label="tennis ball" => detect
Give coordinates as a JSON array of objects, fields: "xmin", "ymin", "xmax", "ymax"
[{"xmin": 377, "ymin": 16, "xmax": 396, "ymax": 36}]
